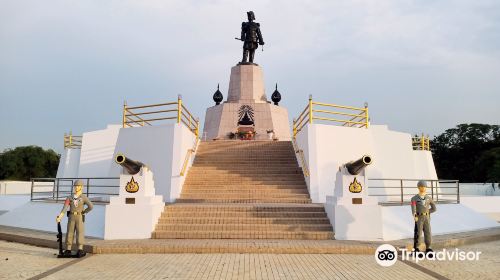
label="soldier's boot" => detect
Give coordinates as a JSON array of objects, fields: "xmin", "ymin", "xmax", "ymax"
[
  {"xmin": 76, "ymin": 249, "xmax": 86, "ymax": 258},
  {"xmin": 63, "ymin": 250, "xmax": 72, "ymax": 257}
]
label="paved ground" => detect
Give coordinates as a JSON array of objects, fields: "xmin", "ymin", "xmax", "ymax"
[
  {"xmin": 416, "ymin": 241, "xmax": 500, "ymax": 279},
  {"xmin": 1, "ymin": 240, "xmax": 500, "ymax": 279},
  {"xmin": 2, "ymin": 225, "xmax": 499, "ymax": 254}
]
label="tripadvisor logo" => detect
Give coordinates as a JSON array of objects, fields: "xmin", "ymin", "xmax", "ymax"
[{"xmin": 375, "ymin": 244, "xmax": 482, "ymax": 267}]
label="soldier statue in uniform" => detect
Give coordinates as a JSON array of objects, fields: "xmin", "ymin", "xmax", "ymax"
[
  {"xmin": 56, "ymin": 180, "xmax": 93, "ymax": 258},
  {"xmin": 240, "ymin": 11, "xmax": 265, "ymax": 64},
  {"xmin": 411, "ymin": 180, "xmax": 437, "ymax": 254}
]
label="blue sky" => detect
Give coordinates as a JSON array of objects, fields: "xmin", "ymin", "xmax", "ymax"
[{"xmin": 1, "ymin": 0, "xmax": 499, "ymax": 153}]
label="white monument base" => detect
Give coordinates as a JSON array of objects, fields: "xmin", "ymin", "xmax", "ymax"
[
  {"xmin": 326, "ymin": 196, "xmax": 383, "ymax": 241},
  {"xmin": 104, "ymin": 167, "xmax": 164, "ymax": 239},
  {"xmin": 325, "ymin": 167, "xmax": 384, "ymax": 241}
]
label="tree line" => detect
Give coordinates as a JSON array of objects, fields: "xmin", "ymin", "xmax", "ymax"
[
  {"xmin": 431, "ymin": 123, "xmax": 499, "ymax": 183},
  {"xmin": 0, "ymin": 123, "xmax": 498, "ymax": 182}
]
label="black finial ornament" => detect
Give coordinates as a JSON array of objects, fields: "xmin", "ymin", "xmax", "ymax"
[
  {"xmin": 271, "ymin": 83, "xmax": 281, "ymax": 105},
  {"xmin": 213, "ymin": 84, "xmax": 223, "ymax": 105}
]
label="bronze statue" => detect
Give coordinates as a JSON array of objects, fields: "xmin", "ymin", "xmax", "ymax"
[{"xmin": 238, "ymin": 11, "xmax": 264, "ymax": 64}]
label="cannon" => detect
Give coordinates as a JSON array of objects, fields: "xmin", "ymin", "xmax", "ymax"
[
  {"xmin": 115, "ymin": 154, "xmax": 146, "ymax": 175},
  {"xmin": 345, "ymin": 155, "xmax": 372, "ymax": 175}
]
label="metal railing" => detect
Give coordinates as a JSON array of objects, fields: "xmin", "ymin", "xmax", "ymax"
[
  {"xmin": 180, "ymin": 138, "xmax": 200, "ymax": 176},
  {"xmin": 31, "ymin": 177, "xmax": 120, "ymax": 203},
  {"xmin": 292, "ymin": 138, "xmax": 310, "ymax": 177},
  {"xmin": 368, "ymin": 178, "xmax": 459, "ymax": 205},
  {"xmin": 64, "ymin": 133, "xmax": 82, "ymax": 149},
  {"xmin": 293, "ymin": 95, "xmax": 369, "ymax": 137},
  {"xmin": 122, "ymin": 95, "xmax": 199, "ymax": 137},
  {"xmin": 412, "ymin": 134, "xmax": 431, "ymax": 151}
]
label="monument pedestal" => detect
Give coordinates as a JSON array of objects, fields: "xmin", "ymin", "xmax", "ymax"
[
  {"xmin": 325, "ymin": 168, "xmax": 383, "ymax": 241},
  {"xmin": 104, "ymin": 167, "xmax": 164, "ymax": 239},
  {"xmin": 203, "ymin": 64, "xmax": 291, "ymax": 140}
]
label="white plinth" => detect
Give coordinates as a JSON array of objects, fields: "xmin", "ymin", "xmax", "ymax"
[
  {"xmin": 325, "ymin": 169, "xmax": 383, "ymax": 241},
  {"xmin": 104, "ymin": 167, "xmax": 164, "ymax": 239}
]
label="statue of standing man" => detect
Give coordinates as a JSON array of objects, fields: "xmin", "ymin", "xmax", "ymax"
[{"xmin": 239, "ymin": 11, "xmax": 264, "ymax": 64}]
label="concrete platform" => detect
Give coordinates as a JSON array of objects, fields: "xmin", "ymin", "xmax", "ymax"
[{"xmin": 1, "ymin": 225, "xmax": 499, "ymax": 255}]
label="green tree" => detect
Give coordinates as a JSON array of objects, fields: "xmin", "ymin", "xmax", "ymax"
[
  {"xmin": 0, "ymin": 146, "xmax": 60, "ymax": 181},
  {"xmin": 474, "ymin": 147, "xmax": 500, "ymax": 183},
  {"xmin": 431, "ymin": 123, "xmax": 500, "ymax": 182}
]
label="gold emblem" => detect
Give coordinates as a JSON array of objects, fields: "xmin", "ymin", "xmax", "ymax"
[
  {"xmin": 349, "ymin": 177, "xmax": 362, "ymax": 193},
  {"xmin": 125, "ymin": 177, "xmax": 139, "ymax": 193}
]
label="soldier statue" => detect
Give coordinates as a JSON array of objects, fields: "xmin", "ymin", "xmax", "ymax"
[
  {"xmin": 239, "ymin": 11, "xmax": 264, "ymax": 64},
  {"xmin": 56, "ymin": 180, "xmax": 93, "ymax": 258},
  {"xmin": 411, "ymin": 180, "xmax": 437, "ymax": 254}
]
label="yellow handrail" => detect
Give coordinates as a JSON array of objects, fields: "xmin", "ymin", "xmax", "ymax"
[
  {"xmin": 122, "ymin": 96, "xmax": 199, "ymax": 136},
  {"xmin": 292, "ymin": 138, "xmax": 310, "ymax": 177},
  {"xmin": 64, "ymin": 132, "xmax": 82, "ymax": 149},
  {"xmin": 412, "ymin": 134, "xmax": 431, "ymax": 151},
  {"xmin": 293, "ymin": 96, "xmax": 369, "ymax": 137},
  {"xmin": 180, "ymin": 138, "xmax": 200, "ymax": 176}
]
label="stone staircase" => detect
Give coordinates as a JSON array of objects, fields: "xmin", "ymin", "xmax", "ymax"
[{"xmin": 152, "ymin": 141, "xmax": 334, "ymax": 240}]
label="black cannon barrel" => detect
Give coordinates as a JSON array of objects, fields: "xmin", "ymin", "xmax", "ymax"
[
  {"xmin": 115, "ymin": 154, "xmax": 145, "ymax": 175},
  {"xmin": 345, "ymin": 155, "xmax": 372, "ymax": 175}
]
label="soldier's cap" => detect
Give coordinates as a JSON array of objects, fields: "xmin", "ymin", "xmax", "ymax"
[
  {"xmin": 74, "ymin": 180, "xmax": 84, "ymax": 187},
  {"xmin": 417, "ymin": 180, "xmax": 427, "ymax": 188}
]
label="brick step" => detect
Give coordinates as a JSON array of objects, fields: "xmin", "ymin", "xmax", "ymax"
[
  {"xmin": 190, "ymin": 163, "xmax": 299, "ymax": 167},
  {"xmin": 184, "ymin": 185, "xmax": 306, "ymax": 189},
  {"xmin": 193, "ymin": 159, "xmax": 297, "ymax": 163},
  {"xmin": 152, "ymin": 231, "xmax": 334, "ymax": 240},
  {"xmin": 184, "ymin": 174, "xmax": 305, "ymax": 180},
  {"xmin": 188, "ymin": 172, "xmax": 303, "ymax": 177},
  {"xmin": 175, "ymin": 198, "xmax": 312, "ymax": 203},
  {"xmin": 182, "ymin": 188, "xmax": 309, "ymax": 194},
  {"xmin": 164, "ymin": 203, "xmax": 325, "ymax": 211},
  {"xmin": 197, "ymin": 148, "xmax": 295, "ymax": 151},
  {"xmin": 200, "ymin": 142, "xmax": 292, "ymax": 146},
  {"xmin": 183, "ymin": 184, "xmax": 307, "ymax": 189},
  {"xmin": 185, "ymin": 178, "xmax": 306, "ymax": 183},
  {"xmin": 184, "ymin": 184, "xmax": 308, "ymax": 189},
  {"xmin": 155, "ymin": 224, "xmax": 333, "ymax": 231},
  {"xmin": 188, "ymin": 166, "xmax": 302, "ymax": 171},
  {"xmin": 195, "ymin": 152, "xmax": 296, "ymax": 156},
  {"xmin": 157, "ymin": 217, "xmax": 331, "ymax": 224},
  {"xmin": 187, "ymin": 170, "xmax": 302, "ymax": 175},
  {"xmin": 199, "ymin": 141, "xmax": 292, "ymax": 146},
  {"xmin": 179, "ymin": 193, "xmax": 310, "ymax": 199},
  {"xmin": 161, "ymin": 211, "xmax": 328, "ymax": 218},
  {"xmin": 196, "ymin": 151, "xmax": 295, "ymax": 155},
  {"xmin": 187, "ymin": 169, "xmax": 302, "ymax": 174}
]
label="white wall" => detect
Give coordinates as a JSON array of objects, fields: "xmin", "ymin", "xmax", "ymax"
[
  {"xmin": 381, "ymin": 203, "xmax": 499, "ymax": 241},
  {"xmin": 78, "ymin": 125, "xmax": 121, "ymax": 178},
  {"xmin": 69, "ymin": 123, "xmax": 197, "ymax": 203},
  {"xmin": 56, "ymin": 148, "xmax": 81, "ymax": 178},
  {"xmin": 169, "ymin": 124, "xmax": 198, "ymax": 202},
  {"xmin": 295, "ymin": 124, "xmax": 438, "ymax": 203},
  {"xmin": 459, "ymin": 183, "xmax": 500, "ymax": 196},
  {"xmin": 0, "ymin": 181, "xmax": 32, "ymax": 195},
  {"xmin": 0, "ymin": 201, "xmax": 105, "ymax": 238}
]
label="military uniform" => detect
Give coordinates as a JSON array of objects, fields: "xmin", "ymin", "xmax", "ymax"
[
  {"xmin": 240, "ymin": 11, "xmax": 264, "ymax": 63},
  {"xmin": 59, "ymin": 194, "xmax": 93, "ymax": 251},
  {"xmin": 411, "ymin": 193, "xmax": 436, "ymax": 250}
]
